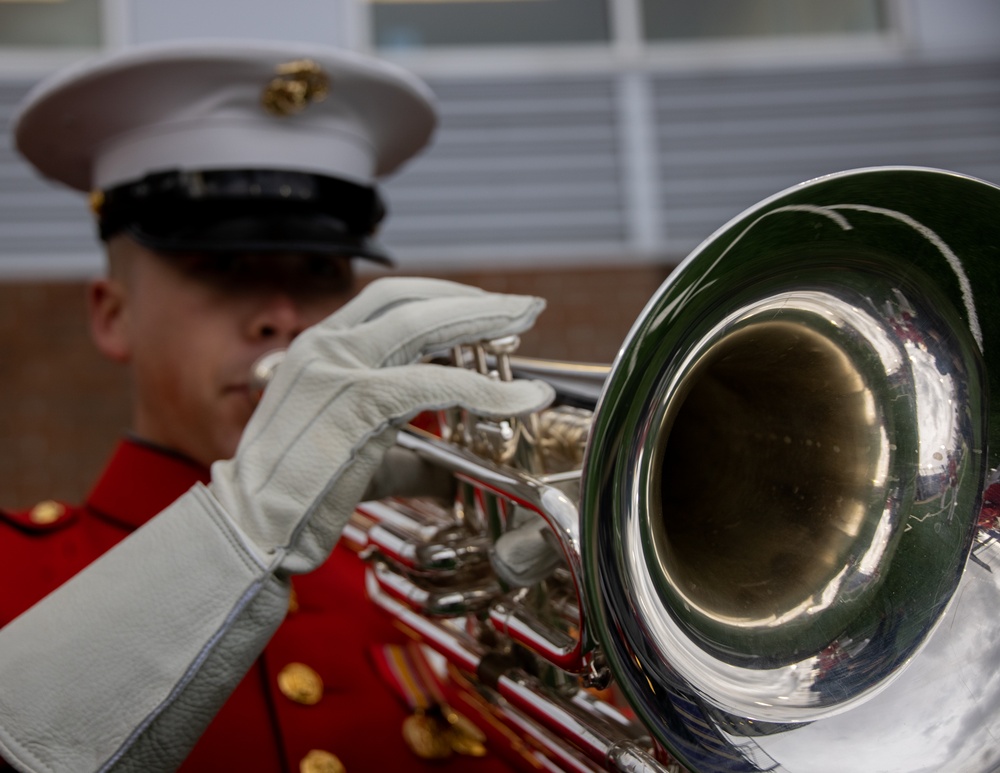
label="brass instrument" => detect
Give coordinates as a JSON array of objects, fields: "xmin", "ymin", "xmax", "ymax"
[{"xmin": 323, "ymin": 167, "xmax": 1000, "ymax": 771}]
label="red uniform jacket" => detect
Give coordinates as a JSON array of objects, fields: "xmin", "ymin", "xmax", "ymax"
[{"xmin": 0, "ymin": 439, "xmax": 519, "ymax": 773}]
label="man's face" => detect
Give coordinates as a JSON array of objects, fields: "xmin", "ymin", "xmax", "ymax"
[{"xmin": 91, "ymin": 237, "xmax": 356, "ymax": 468}]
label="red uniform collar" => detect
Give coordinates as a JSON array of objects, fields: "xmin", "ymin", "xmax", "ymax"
[{"xmin": 86, "ymin": 438, "xmax": 211, "ymax": 531}]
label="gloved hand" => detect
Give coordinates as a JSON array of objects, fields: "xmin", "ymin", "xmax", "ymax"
[
  {"xmin": 213, "ymin": 276, "xmax": 554, "ymax": 574},
  {"xmin": 0, "ymin": 278, "xmax": 554, "ymax": 773}
]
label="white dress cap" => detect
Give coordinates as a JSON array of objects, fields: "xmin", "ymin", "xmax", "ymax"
[{"xmin": 13, "ymin": 38, "xmax": 438, "ymax": 193}]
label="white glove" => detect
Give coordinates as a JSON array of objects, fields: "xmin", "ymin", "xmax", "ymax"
[
  {"xmin": 0, "ymin": 278, "xmax": 554, "ymax": 773},
  {"xmin": 213, "ymin": 276, "xmax": 553, "ymax": 574}
]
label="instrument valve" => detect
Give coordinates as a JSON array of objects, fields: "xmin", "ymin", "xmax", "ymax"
[{"xmin": 581, "ymin": 653, "xmax": 612, "ymax": 691}]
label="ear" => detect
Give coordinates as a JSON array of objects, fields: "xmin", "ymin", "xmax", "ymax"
[{"xmin": 88, "ymin": 276, "xmax": 132, "ymax": 363}]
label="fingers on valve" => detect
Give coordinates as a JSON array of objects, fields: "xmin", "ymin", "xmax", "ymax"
[
  {"xmin": 359, "ymin": 293, "xmax": 546, "ymax": 369},
  {"xmin": 368, "ymin": 365, "xmax": 554, "ymax": 424},
  {"xmin": 319, "ymin": 277, "xmax": 490, "ymax": 331}
]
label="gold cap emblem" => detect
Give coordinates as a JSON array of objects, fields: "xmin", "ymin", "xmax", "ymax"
[
  {"xmin": 277, "ymin": 662, "xmax": 324, "ymax": 705},
  {"xmin": 88, "ymin": 190, "xmax": 105, "ymax": 217},
  {"xmin": 262, "ymin": 59, "xmax": 330, "ymax": 117}
]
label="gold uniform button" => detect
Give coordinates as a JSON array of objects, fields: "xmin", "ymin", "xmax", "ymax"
[
  {"xmin": 88, "ymin": 189, "xmax": 105, "ymax": 216},
  {"xmin": 277, "ymin": 662, "xmax": 324, "ymax": 705},
  {"xmin": 29, "ymin": 500, "xmax": 65, "ymax": 525},
  {"xmin": 300, "ymin": 749, "xmax": 345, "ymax": 773}
]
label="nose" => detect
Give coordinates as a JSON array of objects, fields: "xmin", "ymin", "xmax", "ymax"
[{"xmin": 246, "ymin": 293, "xmax": 311, "ymax": 343}]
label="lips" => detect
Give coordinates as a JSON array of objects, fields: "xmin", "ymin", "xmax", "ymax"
[{"xmin": 222, "ymin": 383, "xmax": 258, "ymax": 414}]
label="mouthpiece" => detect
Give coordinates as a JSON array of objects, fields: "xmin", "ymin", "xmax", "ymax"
[{"xmin": 249, "ymin": 349, "xmax": 286, "ymax": 403}]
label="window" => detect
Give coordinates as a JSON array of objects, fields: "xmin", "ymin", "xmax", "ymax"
[
  {"xmin": 370, "ymin": 0, "xmax": 886, "ymax": 53},
  {"xmin": 642, "ymin": 0, "xmax": 886, "ymax": 42},
  {"xmin": 0, "ymin": 0, "xmax": 102, "ymax": 48},
  {"xmin": 371, "ymin": 0, "xmax": 609, "ymax": 50}
]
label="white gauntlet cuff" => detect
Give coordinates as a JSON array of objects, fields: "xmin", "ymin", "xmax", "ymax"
[{"xmin": 0, "ymin": 485, "xmax": 289, "ymax": 773}]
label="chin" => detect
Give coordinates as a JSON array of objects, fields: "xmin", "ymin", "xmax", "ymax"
[
  {"xmin": 211, "ymin": 433, "xmax": 244, "ymax": 465},
  {"xmin": 188, "ymin": 425, "xmax": 244, "ymax": 468}
]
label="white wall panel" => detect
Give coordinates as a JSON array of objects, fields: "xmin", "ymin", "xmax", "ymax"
[{"xmin": 652, "ymin": 58, "xmax": 1000, "ymax": 253}]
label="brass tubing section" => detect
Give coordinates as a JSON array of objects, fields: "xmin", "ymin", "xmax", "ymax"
[{"xmin": 364, "ymin": 570, "xmax": 666, "ymax": 773}]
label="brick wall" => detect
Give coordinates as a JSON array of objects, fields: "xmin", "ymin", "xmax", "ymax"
[
  {"xmin": 0, "ymin": 263, "xmax": 673, "ymax": 510},
  {"xmin": 0, "ymin": 283, "xmax": 130, "ymax": 511}
]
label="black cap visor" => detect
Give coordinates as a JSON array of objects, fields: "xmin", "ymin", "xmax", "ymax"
[{"xmin": 99, "ymin": 170, "xmax": 393, "ymax": 265}]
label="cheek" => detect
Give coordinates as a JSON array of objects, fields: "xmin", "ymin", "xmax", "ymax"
[
  {"xmin": 132, "ymin": 315, "xmax": 221, "ymax": 412},
  {"xmin": 133, "ymin": 341, "xmax": 200, "ymax": 413}
]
